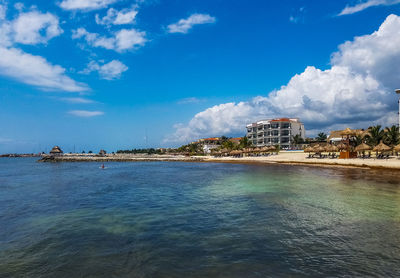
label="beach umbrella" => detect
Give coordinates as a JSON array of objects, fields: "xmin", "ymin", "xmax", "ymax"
[
  {"xmin": 253, "ymin": 147, "xmax": 262, "ymax": 152},
  {"xmin": 354, "ymin": 143, "xmax": 372, "ymax": 152},
  {"xmin": 336, "ymin": 143, "xmax": 348, "ymax": 151},
  {"xmin": 221, "ymin": 148, "xmax": 230, "ymax": 154},
  {"xmin": 315, "ymin": 145, "xmax": 325, "ymax": 153},
  {"xmin": 310, "ymin": 144, "xmax": 319, "ymax": 153},
  {"xmin": 304, "ymin": 146, "xmax": 313, "ymax": 153},
  {"xmin": 393, "ymin": 144, "xmax": 400, "ymax": 152},
  {"xmin": 324, "ymin": 144, "xmax": 337, "ymax": 152},
  {"xmin": 373, "ymin": 141, "xmax": 392, "ymax": 152},
  {"xmin": 339, "ymin": 128, "xmax": 358, "ymax": 137},
  {"xmin": 261, "ymin": 146, "xmax": 270, "ymax": 152}
]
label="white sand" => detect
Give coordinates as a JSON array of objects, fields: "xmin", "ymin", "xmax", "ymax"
[{"xmin": 203, "ymin": 151, "xmax": 400, "ymax": 169}]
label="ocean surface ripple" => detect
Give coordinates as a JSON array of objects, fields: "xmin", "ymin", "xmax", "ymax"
[{"xmin": 1, "ymin": 158, "xmax": 400, "ymax": 277}]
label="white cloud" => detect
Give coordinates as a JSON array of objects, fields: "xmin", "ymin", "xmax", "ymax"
[
  {"xmin": 81, "ymin": 59, "xmax": 128, "ymax": 80},
  {"xmin": 68, "ymin": 110, "xmax": 104, "ymax": 117},
  {"xmin": 0, "ymin": 5, "xmax": 87, "ymax": 92},
  {"xmin": 95, "ymin": 6, "xmax": 138, "ymax": 25},
  {"xmin": 61, "ymin": 97, "xmax": 95, "ymax": 103},
  {"xmin": 177, "ymin": 97, "xmax": 204, "ymax": 104},
  {"xmin": 165, "ymin": 14, "xmax": 400, "ymax": 143},
  {"xmin": 0, "ymin": 47, "xmax": 88, "ymax": 92},
  {"xmin": 167, "ymin": 13, "xmax": 216, "ymax": 34},
  {"xmin": 0, "ymin": 9, "xmax": 63, "ymax": 46},
  {"xmin": 59, "ymin": 0, "xmax": 118, "ymax": 11},
  {"xmin": 72, "ymin": 27, "xmax": 146, "ymax": 52},
  {"xmin": 339, "ymin": 0, "xmax": 400, "ymax": 16},
  {"xmin": 0, "ymin": 3, "xmax": 6, "ymax": 20},
  {"xmin": 11, "ymin": 11, "xmax": 63, "ymax": 45}
]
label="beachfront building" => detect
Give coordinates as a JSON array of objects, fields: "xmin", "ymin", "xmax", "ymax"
[
  {"xmin": 195, "ymin": 137, "xmax": 243, "ymax": 154},
  {"xmin": 196, "ymin": 137, "xmax": 221, "ymax": 154},
  {"xmin": 246, "ymin": 118, "xmax": 305, "ymax": 149}
]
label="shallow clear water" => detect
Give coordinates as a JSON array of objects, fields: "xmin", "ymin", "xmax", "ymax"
[{"xmin": 1, "ymin": 158, "xmax": 400, "ymax": 277}]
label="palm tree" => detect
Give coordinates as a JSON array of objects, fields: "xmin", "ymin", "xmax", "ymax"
[
  {"xmin": 291, "ymin": 134, "xmax": 304, "ymax": 145},
  {"xmin": 239, "ymin": 136, "xmax": 252, "ymax": 148},
  {"xmin": 316, "ymin": 132, "xmax": 327, "ymax": 142},
  {"xmin": 384, "ymin": 125, "xmax": 399, "ymax": 146},
  {"xmin": 366, "ymin": 125, "xmax": 385, "ymax": 146}
]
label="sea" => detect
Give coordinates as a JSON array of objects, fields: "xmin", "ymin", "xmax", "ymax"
[{"xmin": 1, "ymin": 157, "xmax": 400, "ymax": 277}]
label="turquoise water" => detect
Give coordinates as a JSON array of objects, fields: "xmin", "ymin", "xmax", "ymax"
[{"xmin": 1, "ymin": 158, "xmax": 400, "ymax": 277}]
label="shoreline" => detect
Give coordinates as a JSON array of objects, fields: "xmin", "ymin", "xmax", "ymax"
[{"xmin": 36, "ymin": 152, "xmax": 400, "ymax": 171}]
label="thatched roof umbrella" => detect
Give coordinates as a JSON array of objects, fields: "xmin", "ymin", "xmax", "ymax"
[
  {"xmin": 315, "ymin": 145, "xmax": 326, "ymax": 153},
  {"xmin": 304, "ymin": 146, "xmax": 313, "ymax": 153},
  {"xmin": 260, "ymin": 146, "xmax": 270, "ymax": 153},
  {"xmin": 311, "ymin": 144, "xmax": 320, "ymax": 153},
  {"xmin": 373, "ymin": 141, "xmax": 392, "ymax": 153},
  {"xmin": 336, "ymin": 143, "xmax": 347, "ymax": 151},
  {"xmin": 355, "ymin": 143, "xmax": 372, "ymax": 152},
  {"xmin": 50, "ymin": 146, "xmax": 63, "ymax": 155},
  {"xmin": 253, "ymin": 147, "xmax": 262, "ymax": 153},
  {"xmin": 221, "ymin": 148, "xmax": 230, "ymax": 154},
  {"xmin": 339, "ymin": 128, "xmax": 358, "ymax": 137},
  {"xmin": 230, "ymin": 150, "xmax": 243, "ymax": 156},
  {"xmin": 393, "ymin": 144, "xmax": 400, "ymax": 152},
  {"xmin": 326, "ymin": 144, "xmax": 339, "ymax": 152}
]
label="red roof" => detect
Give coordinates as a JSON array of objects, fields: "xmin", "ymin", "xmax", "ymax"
[
  {"xmin": 270, "ymin": 118, "xmax": 291, "ymax": 122},
  {"xmin": 202, "ymin": 137, "xmax": 220, "ymax": 141}
]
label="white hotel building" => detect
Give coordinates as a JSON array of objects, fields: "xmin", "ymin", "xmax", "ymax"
[{"xmin": 246, "ymin": 118, "xmax": 306, "ymax": 149}]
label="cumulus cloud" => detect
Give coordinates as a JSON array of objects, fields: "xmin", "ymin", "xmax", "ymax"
[
  {"xmin": 0, "ymin": 6, "xmax": 86, "ymax": 92},
  {"xmin": 59, "ymin": 0, "xmax": 118, "ymax": 11},
  {"xmin": 167, "ymin": 13, "xmax": 216, "ymax": 34},
  {"xmin": 68, "ymin": 110, "xmax": 104, "ymax": 117},
  {"xmin": 0, "ymin": 9, "xmax": 63, "ymax": 46},
  {"xmin": 95, "ymin": 6, "xmax": 138, "ymax": 25},
  {"xmin": 72, "ymin": 27, "xmax": 146, "ymax": 52},
  {"xmin": 0, "ymin": 47, "xmax": 88, "ymax": 92},
  {"xmin": 11, "ymin": 11, "xmax": 63, "ymax": 45},
  {"xmin": 339, "ymin": 0, "xmax": 400, "ymax": 16},
  {"xmin": 165, "ymin": 14, "xmax": 400, "ymax": 144},
  {"xmin": 81, "ymin": 59, "xmax": 128, "ymax": 80}
]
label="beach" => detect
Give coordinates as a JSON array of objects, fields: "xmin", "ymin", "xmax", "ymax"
[{"xmin": 38, "ymin": 151, "xmax": 400, "ymax": 170}]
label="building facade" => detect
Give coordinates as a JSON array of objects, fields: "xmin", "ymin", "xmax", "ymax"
[{"xmin": 246, "ymin": 118, "xmax": 305, "ymax": 149}]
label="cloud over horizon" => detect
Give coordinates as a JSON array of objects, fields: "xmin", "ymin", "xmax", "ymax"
[{"xmin": 165, "ymin": 14, "xmax": 400, "ymax": 144}]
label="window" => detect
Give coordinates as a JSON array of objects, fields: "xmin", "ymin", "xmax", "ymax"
[
  {"xmin": 281, "ymin": 130, "xmax": 290, "ymax": 136},
  {"xmin": 271, "ymin": 123, "xmax": 279, "ymax": 129},
  {"xmin": 272, "ymin": 130, "xmax": 279, "ymax": 136}
]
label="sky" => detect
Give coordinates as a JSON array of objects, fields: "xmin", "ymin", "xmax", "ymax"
[{"xmin": 1, "ymin": 0, "xmax": 400, "ymax": 153}]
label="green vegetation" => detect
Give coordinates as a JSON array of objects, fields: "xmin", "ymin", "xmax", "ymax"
[
  {"xmin": 116, "ymin": 148, "xmax": 163, "ymax": 154},
  {"xmin": 316, "ymin": 132, "xmax": 328, "ymax": 142}
]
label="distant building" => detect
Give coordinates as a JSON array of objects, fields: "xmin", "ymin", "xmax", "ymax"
[
  {"xmin": 98, "ymin": 149, "xmax": 107, "ymax": 156},
  {"xmin": 49, "ymin": 146, "xmax": 63, "ymax": 156},
  {"xmin": 197, "ymin": 137, "xmax": 221, "ymax": 154},
  {"xmin": 246, "ymin": 118, "xmax": 305, "ymax": 149}
]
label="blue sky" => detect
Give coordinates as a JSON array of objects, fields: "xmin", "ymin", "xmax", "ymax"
[{"xmin": 1, "ymin": 0, "xmax": 400, "ymax": 153}]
